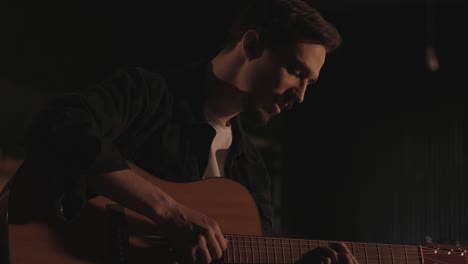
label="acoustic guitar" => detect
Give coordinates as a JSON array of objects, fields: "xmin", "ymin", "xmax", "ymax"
[{"xmin": 1, "ymin": 163, "xmax": 467, "ymax": 263}]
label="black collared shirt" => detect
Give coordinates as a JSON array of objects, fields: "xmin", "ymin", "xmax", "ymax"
[{"xmin": 21, "ymin": 61, "xmax": 273, "ymax": 235}]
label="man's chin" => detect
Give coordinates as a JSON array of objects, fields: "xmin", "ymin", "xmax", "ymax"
[{"xmin": 242, "ymin": 107, "xmax": 278, "ymax": 128}]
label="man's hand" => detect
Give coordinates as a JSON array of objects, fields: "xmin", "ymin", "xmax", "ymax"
[
  {"xmin": 302, "ymin": 242, "xmax": 358, "ymax": 264},
  {"xmin": 158, "ymin": 203, "xmax": 228, "ymax": 264},
  {"xmin": 88, "ymin": 169, "xmax": 227, "ymax": 264}
]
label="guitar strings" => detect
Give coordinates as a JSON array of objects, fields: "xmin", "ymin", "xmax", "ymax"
[
  {"xmin": 142, "ymin": 240, "xmax": 460, "ymax": 257},
  {"xmin": 141, "ymin": 235, "xmax": 463, "ymax": 253},
  {"xmin": 140, "ymin": 239, "xmax": 458, "ymax": 264},
  {"xmin": 137, "ymin": 234, "xmax": 465, "ymax": 261},
  {"xmin": 222, "ymin": 255, "xmax": 450, "ymax": 263}
]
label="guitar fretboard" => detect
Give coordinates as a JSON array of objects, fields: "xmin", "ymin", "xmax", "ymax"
[{"xmin": 224, "ymin": 234, "xmax": 423, "ymax": 264}]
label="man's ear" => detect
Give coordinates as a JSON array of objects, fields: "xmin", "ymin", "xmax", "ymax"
[{"xmin": 242, "ymin": 30, "xmax": 264, "ymax": 60}]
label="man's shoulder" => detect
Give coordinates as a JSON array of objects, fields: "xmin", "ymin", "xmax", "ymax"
[
  {"xmin": 115, "ymin": 66, "xmax": 167, "ymax": 84},
  {"xmin": 123, "ymin": 59, "xmax": 209, "ymax": 87},
  {"xmin": 154, "ymin": 59, "xmax": 210, "ymax": 81},
  {"xmin": 153, "ymin": 59, "xmax": 211, "ymax": 94}
]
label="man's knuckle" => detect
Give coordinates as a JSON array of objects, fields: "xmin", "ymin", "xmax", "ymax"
[
  {"xmin": 214, "ymin": 250, "xmax": 223, "ymax": 260},
  {"xmin": 196, "ymin": 234, "xmax": 206, "ymax": 244},
  {"xmin": 205, "ymin": 255, "xmax": 212, "ymax": 264},
  {"xmin": 206, "ymin": 228, "xmax": 216, "ymax": 237}
]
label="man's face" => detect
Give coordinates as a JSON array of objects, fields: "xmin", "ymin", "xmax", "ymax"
[{"xmin": 241, "ymin": 42, "xmax": 327, "ymax": 125}]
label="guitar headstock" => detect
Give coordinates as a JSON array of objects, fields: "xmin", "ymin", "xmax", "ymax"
[{"xmin": 423, "ymin": 243, "xmax": 468, "ymax": 264}]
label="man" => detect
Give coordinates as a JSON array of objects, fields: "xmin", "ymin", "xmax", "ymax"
[{"xmin": 10, "ymin": 0, "xmax": 357, "ymax": 263}]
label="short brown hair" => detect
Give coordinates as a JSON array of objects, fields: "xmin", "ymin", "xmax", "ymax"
[{"xmin": 224, "ymin": 0, "xmax": 342, "ymax": 53}]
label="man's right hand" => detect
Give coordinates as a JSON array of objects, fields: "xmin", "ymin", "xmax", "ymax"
[
  {"xmin": 88, "ymin": 169, "xmax": 227, "ymax": 264},
  {"xmin": 157, "ymin": 203, "xmax": 228, "ymax": 264}
]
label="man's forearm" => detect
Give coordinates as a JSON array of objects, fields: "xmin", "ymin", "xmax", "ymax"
[{"xmin": 87, "ymin": 169, "xmax": 179, "ymax": 223}]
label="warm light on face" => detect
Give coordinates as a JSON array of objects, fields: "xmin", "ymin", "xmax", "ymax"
[{"xmin": 242, "ymin": 42, "xmax": 327, "ymax": 126}]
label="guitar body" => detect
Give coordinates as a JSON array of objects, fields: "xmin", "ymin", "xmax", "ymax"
[{"xmin": 6, "ymin": 164, "xmax": 262, "ymax": 264}]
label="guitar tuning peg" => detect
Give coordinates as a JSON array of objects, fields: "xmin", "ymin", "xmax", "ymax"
[
  {"xmin": 425, "ymin": 235, "xmax": 432, "ymax": 243},
  {"xmin": 437, "ymin": 238, "xmax": 449, "ymax": 244},
  {"xmin": 450, "ymin": 239, "xmax": 460, "ymax": 246},
  {"xmin": 455, "ymin": 248, "xmax": 466, "ymax": 256}
]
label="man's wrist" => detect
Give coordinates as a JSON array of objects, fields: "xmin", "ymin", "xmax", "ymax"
[{"xmin": 150, "ymin": 195, "xmax": 181, "ymax": 224}]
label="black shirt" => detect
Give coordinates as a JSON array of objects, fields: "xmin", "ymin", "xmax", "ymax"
[{"xmin": 19, "ymin": 61, "xmax": 273, "ymax": 235}]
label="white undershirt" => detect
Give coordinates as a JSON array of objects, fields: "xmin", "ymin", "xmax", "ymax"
[{"xmin": 202, "ymin": 110, "xmax": 233, "ymax": 179}]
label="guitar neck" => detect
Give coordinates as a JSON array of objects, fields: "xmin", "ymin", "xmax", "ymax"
[{"xmin": 224, "ymin": 234, "xmax": 424, "ymax": 264}]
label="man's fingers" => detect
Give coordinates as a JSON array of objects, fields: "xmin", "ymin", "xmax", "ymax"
[
  {"xmin": 306, "ymin": 246, "xmax": 339, "ymax": 263},
  {"xmin": 206, "ymin": 231, "xmax": 224, "ymax": 261},
  {"xmin": 338, "ymin": 252, "xmax": 358, "ymax": 264},
  {"xmin": 216, "ymin": 233, "xmax": 228, "ymax": 252},
  {"xmin": 215, "ymin": 225, "xmax": 228, "ymax": 251},
  {"xmin": 337, "ymin": 242, "xmax": 352, "ymax": 255},
  {"xmin": 192, "ymin": 236, "xmax": 211, "ymax": 264},
  {"xmin": 335, "ymin": 242, "xmax": 358, "ymax": 264}
]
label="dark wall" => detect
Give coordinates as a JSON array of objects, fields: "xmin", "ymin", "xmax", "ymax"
[
  {"xmin": 1, "ymin": 0, "xmax": 468, "ymax": 247},
  {"xmin": 0, "ymin": 0, "xmax": 237, "ymax": 155}
]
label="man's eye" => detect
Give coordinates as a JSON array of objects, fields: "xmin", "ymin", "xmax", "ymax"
[{"xmin": 289, "ymin": 69, "xmax": 302, "ymax": 78}]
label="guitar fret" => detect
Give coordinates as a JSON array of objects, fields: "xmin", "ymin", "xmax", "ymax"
[
  {"xmin": 404, "ymin": 245, "xmax": 408, "ymax": 264},
  {"xmin": 390, "ymin": 244, "xmax": 394, "ymax": 264},
  {"xmin": 296, "ymin": 239, "xmax": 304, "ymax": 262},
  {"xmin": 244, "ymin": 236, "xmax": 249, "ymax": 263},
  {"xmin": 227, "ymin": 236, "xmax": 232, "ymax": 263},
  {"xmin": 246, "ymin": 236, "xmax": 249, "ymax": 263},
  {"xmin": 291, "ymin": 240, "xmax": 297, "ymax": 262},
  {"xmin": 239, "ymin": 235, "xmax": 243, "ymax": 263},
  {"xmin": 291, "ymin": 239, "xmax": 298, "ymax": 263},
  {"xmin": 256, "ymin": 236, "xmax": 260, "ymax": 263},
  {"xmin": 237, "ymin": 236, "xmax": 241, "ymax": 263},
  {"xmin": 352, "ymin": 242, "xmax": 366, "ymax": 263},
  {"xmin": 365, "ymin": 242, "xmax": 380, "ymax": 264},
  {"xmin": 249, "ymin": 236, "xmax": 254, "ymax": 263},
  {"xmin": 377, "ymin": 243, "xmax": 381, "ymax": 263},
  {"xmin": 304, "ymin": 240, "xmax": 312, "ymax": 260},
  {"xmin": 271, "ymin": 239, "xmax": 278, "ymax": 263},
  {"xmin": 298, "ymin": 240, "xmax": 304, "ymax": 262},
  {"xmin": 281, "ymin": 239, "xmax": 286, "ymax": 263},
  {"xmin": 225, "ymin": 236, "xmax": 230, "ymax": 263},
  {"xmin": 275, "ymin": 239, "xmax": 284, "ymax": 263},
  {"xmin": 250, "ymin": 236, "xmax": 254, "ymax": 263},
  {"xmin": 375, "ymin": 243, "xmax": 392, "ymax": 264},
  {"xmin": 236, "ymin": 236, "xmax": 240, "ymax": 263},
  {"xmin": 233, "ymin": 236, "xmax": 238, "ymax": 263},
  {"xmin": 238, "ymin": 237, "xmax": 242, "ymax": 263},
  {"xmin": 364, "ymin": 242, "xmax": 369, "ymax": 263},
  {"xmin": 318, "ymin": 240, "xmax": 325, "ymax": 247},
  {"xmin": 247, "ymin": 236, "xmax": 250, "ymax": 263}
]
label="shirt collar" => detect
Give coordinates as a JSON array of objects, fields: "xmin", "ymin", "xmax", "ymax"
[{"xmin": 163, "ymin": 60, "xmax": 258, "ymax": 161}]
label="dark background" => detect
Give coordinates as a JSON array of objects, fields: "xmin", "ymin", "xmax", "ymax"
[{"xmin": 1, "ymin": 0, "xmax": 467, "ymax": 247}]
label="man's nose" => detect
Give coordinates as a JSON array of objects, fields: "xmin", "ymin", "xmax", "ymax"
[{"xmin": 294, "ymin": 81, "xmax": 307, "ymax": 103}]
